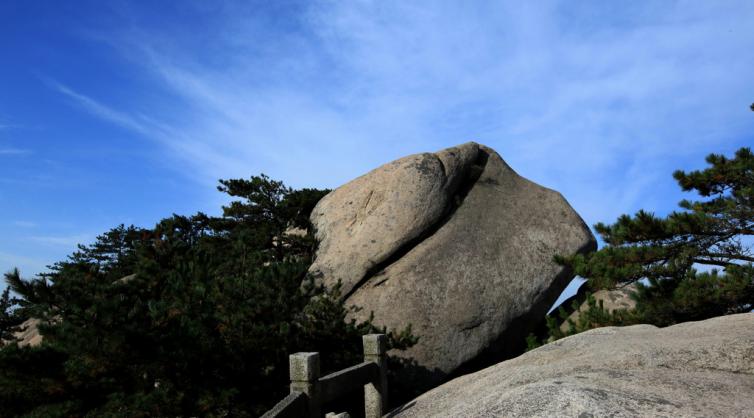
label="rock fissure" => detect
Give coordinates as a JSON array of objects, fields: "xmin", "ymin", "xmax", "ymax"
[
  {"xmin": 460, "ymin": 319, "xmax": 484, "ymax": 333},
  {"xmin": 339, "ymin": 149, "xmax": 489, "ymax": 302},
  {"xmin": 309, "ymin": 142, "xmax": 596, "ymax": 394}
]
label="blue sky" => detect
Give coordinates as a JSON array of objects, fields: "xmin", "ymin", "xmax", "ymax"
[{"xmin": 1, "ymin": 1, "xmax": 753, "ymax": 304}]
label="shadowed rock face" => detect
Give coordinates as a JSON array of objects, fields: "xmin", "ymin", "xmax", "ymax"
[
  {"xmin": 390, "ymin": 313, "xmax": 754, "ymax": 418},
  {"xmin": 309, "ymin": 142, "xmax": 595, "ymax": 386}
]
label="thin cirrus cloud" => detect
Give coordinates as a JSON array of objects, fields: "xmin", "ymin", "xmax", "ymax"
[
  {"xmin": 28, "ymin": 233, "xmax": 96, "ymax": 248},
  {"xmin": 43, "ymin": 77, "xmax": 156, "ymax": 138},
  {"xmin": 0, "ymin": 251, "xmax": 49, "ymax": 278},
  {"xmin": 12, "ymin": 221, "xmax": 37, "ymax": 228},
  {"xmin": 52, "ymin": 1, "xmax": 754, "ymax": 227},
  {"xmin": 0, "ymin": 148, "xmax": 30, "ymax": 155}
]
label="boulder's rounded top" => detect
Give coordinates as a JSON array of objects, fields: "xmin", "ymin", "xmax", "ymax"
[{"xmin": 309, "ymin": 142, "xmax": 487, "ymax": 297}]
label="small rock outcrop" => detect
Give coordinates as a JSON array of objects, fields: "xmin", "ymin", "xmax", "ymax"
[
  {"xmin": 11, "ymin": 318, "xmax": 43, "ymax": 347},
  {"xmin": 558, "ymin": 283, "xmax": 638, "ymax": 333},
  {"xmin": 390, "ymin": 313, "xmax": 754, "ymax": 417},
  {"xmin": 309, "ymin": 142, "xmax": 596, "ymax": 383}
]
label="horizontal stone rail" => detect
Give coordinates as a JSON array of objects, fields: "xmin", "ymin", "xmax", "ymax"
[
  {"xmin": 260, "ymin": 391, "xmax": 307, "ymax": 418},
  {"xmin": 320, "ymin": 361, "xmax": 379, "ymax": 402},
  {"xmin": 261, "ymin": 334, "xmax": 387, "ymax": 418}
]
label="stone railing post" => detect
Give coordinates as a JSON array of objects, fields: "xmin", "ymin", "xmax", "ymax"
[
  {"xmin": 290, "ymin": 352, "xmax": 321, "ymax": 417},
  {"xmin": 363, "ymin": 334, "xmax": 387, "ymax": 418}
]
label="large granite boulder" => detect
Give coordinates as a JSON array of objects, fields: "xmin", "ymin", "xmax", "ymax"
[
  {"xmin": 309, "ymin": 142, "xmax": 596, "ymax": 382},
  {"xmin": 390, "ymin": 313, "xmax": 754, "ymax": 417}
]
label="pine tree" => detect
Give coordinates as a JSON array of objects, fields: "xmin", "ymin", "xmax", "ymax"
[
  {"xmin": 0, "ymin": 287, "xmax": 21, "ymax": 343},
  {"xmin": 557, "ymin": 146, "xmax": 754, "ymax": 328},
  {"xmin": 0, "ymin": 175, "xmax": 416, "ymax": 417}
]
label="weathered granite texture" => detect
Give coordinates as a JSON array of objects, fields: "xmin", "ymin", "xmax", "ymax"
[
  {"xmin": 390, "ymin": 313, "xmax": 754, "ymax": 418},
  {"xmin": 309, "ymin": 142, "xmax": 596, "ymax": 382},
  {"xmin": 558, "ymin": 283, "xmax": 638, "ymax": 333},
  {"xmin": 310, "ymin": 143, "xmax": 482, "ymax": 299},
  {"xmin": 11, "ymin": 318, "xmax": 43, "ymax": 347}
]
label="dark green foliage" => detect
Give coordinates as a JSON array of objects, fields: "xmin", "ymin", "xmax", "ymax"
[
  {"xmin": 526, "ymin": 293, "xmax": 639, "ymax": 350},
  {"xmin": 557, "ymin": 147, "xmax": 754, "ymax": 333},
  {"xmin": 524, "ymin": 333, "xmax": 541, "ymax": 351},
  {"xmin": 555, "ymin": 294, "xmax": 637, "ymax": 339},
  {"xmin": 0, "ymin": 175, "xmax": 415, "ymax": 417},
  {"xmin": 0, "ymin": 286, "xmax": 22, "ymax": 342}
]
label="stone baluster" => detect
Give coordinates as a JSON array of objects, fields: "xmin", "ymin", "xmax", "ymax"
[
  {"xmin": 363, "ymin": 334, "xmax": 387, "ymax": 418},
  {"xmin": 289, "ymin": 352, "xmax": 321, "ymax": 417}
]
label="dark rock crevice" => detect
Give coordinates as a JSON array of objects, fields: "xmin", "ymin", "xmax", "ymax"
[
  {"xmin": 308, "ymin": 142, "xmax": 598, "ymax": 400},
  {"xmin": 340, "ymin": 149, "xmax": 489, "ymax": 302}
]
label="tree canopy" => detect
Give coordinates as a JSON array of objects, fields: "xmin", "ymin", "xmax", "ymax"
[
  {"xmin": 0, "ymin": 287, "xmax": 22, "ymax": 343},
  {"xmin": 556, "ymin": 146, "xmax": 754, "ymax": 330},
  {"xmin": 0, "ymin": 175, "xmax": 415, "ymax": 417}
]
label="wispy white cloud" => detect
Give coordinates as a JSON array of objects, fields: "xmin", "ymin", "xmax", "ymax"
[
  {"xmin": 12, "ymin": 221, "xmax": 37, "ymax": 228},
  {"xmin": 45, "ymin": 78, "xmax": 150, "ymax": 135},
  {"xmin": 0, "ymin": 251, "xmax": 50, "ymax": 277},
  {"xmin": 0, "ymin": 117, "xmax": 20, "ymax": 130},
  {"xmin": 57, "ymin": 1, "xmax": 754, "ymax": 226},
  {"xmin": 0, "ymin": 148, "xmax": 30, "ymax": 155},
  {"xmin": 28, "ymin": 233, "xmax": 93, "ymax": 248}
]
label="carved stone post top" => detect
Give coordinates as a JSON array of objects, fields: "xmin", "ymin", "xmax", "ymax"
[
  {"xmin": 289, "ymin": 352, "xmax": 320, "ymax": 382},
  {"xmin": 362, "ymin": 334, "xmax": 386, "ymax": 356}
]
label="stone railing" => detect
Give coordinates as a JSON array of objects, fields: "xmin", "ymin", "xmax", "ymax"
[{"xmin": 261, "ymin": 334, "xmax": 388, "ymax": 418}]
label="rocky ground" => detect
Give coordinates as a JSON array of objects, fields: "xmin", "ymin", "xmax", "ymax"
[{"xmin": 389, "ymin": 313, "xmax": 754, "ymax": 418}]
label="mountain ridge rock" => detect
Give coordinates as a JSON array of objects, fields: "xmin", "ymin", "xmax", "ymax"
[
  {"xmin": 389, "ymin": 313, "xmax": 754, "ymax": 418},
  {"xmin": 309, "ymin": 142, "xmax": 596, "ymax": 388}
]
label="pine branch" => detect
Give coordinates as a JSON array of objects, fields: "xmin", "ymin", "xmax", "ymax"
[
  {"xmin": 692, "ymin": 258, "xmax": 739, "ymax": 268},
  {"xmin": 698, "ymin": 252, "xmax": 754, "ymax": 263}
]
